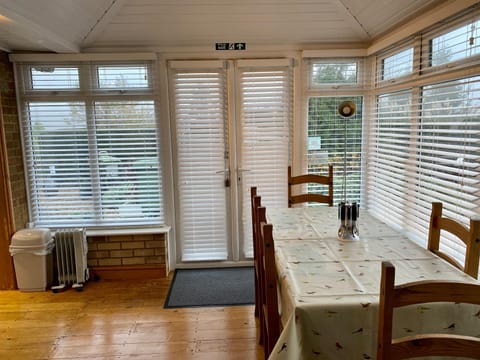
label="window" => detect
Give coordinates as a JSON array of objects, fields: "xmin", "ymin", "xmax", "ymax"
[
  {"xmin": 368, "ymin": 78, "xmax": 480, "ymax": 264},
  {"xmin": 17, "ymin": 62, "xmax": 163, "ymax": 228},
  {"xmin": 368, "ymin": 8, "xmax": 480, "ymax": 268},
  {"xmin": 30, "ymin": 66, "xmax": 79, "ymax": 89},
  {"xmin": 416, "ymin": 77, "xmax": 480, "ymax": 221},
  {"xmin": 308, "ymin": 59, "xmax": 359, "ymax": 87},
  {"xmin": 97, "ymin": 65, "xmax": 149, "ymax": 88},
  {"xmin": 367, "ymin": 90, "xmax": 414, "ymax": 224},
  {"xmin": 307, "ymin": 96, "xmax": 363, "ymax": 204},
  {"xmin": 381, "ymin": 47, "xmax": 414, "ymax": 80},
  {"xmin": 430, "ymin": 19, "xmax": 480, "ymax": 66},
  {"xmin": 305, "ymin": 58, "xmax": 363, "ymax": 205}
]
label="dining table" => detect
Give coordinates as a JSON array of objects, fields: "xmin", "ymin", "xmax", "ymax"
[{"xmin": 266, "ymin": 206, "xmax": 480, "ymax": 360}]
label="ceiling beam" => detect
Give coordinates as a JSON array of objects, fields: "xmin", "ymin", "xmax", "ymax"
[
  {"xmin": 0, "ymin": 40, "xmax": 11, "ymax": 52},
  {"xmin": 81, "ymin": 0, "xmax": 127, "ymax": 48},
  {"xmin": 0, "ymin": 4, "xmax": 79, "ymax": 53},
  {"xmin": 334, "ymin": 0, "xmax": 372, "ymax": 42}
]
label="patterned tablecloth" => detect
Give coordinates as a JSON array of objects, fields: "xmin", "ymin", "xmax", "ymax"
[{"xmin": 266, "ymin": 207, "xmax": 480, "ymax": 360}]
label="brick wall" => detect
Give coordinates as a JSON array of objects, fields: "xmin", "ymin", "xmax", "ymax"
[
  {"xmin": 87, "ymin": 233, "xmax": 166, "ymax": 268},
  {"xmin": 0, "ymin": 51, "xmax": 28, "ymax": 231}
]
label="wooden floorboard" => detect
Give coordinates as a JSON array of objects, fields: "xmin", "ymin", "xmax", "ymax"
[{"xmin": 0, "ymin": 277, "xmax": 264, "ymax": 360}]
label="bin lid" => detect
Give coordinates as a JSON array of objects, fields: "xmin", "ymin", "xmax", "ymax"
[{"xmin": 11, "ymin": 228, "xmax": 52, "ymax": 247}]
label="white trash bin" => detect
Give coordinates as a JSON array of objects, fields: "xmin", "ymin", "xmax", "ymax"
[{"xmin": 9, "ymin": 228, "xmax": 54, "ymax": 292}]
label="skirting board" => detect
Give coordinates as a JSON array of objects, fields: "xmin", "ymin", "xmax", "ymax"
[{"xmin": 90, "ymin": 265, "xmax": 168, "ymax": 280}]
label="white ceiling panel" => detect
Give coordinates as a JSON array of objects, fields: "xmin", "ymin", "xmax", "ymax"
[
  {"xmin": 340, "ymin": 0, "xmax": 444, "ymax": 38},
  {"xmin": 0, "ymin": 0, "xmax": 472, "ymax": 53}
]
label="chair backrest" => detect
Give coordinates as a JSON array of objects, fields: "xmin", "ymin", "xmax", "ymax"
[
  {"xmin": 255, "ymin": 205, "xmax": 267, "ymax": 351},
  {"xmin": 251, "ymin": 187, "xmax": 268, "ymax": 347},
  {"xmin": 250, "ymin": 187, "xmax": 260, "ymax": 267},
  {"xmin": 428, "ymin": 202, "xmax": 480, "ymax": 279},
  {"xmin": 377, "ymin": 261, "xmax": 480, "ymax": 360},
  {"xmin": 288, "ymin": 165, "xmax": 333, "ymax": 207},
  {"xmin": 250, "ymin": 187, "xmax": 261, "ymax": 321},
  {"xmin": 259, "ymin": 216, "xmax": 281, "ymax": 359}
]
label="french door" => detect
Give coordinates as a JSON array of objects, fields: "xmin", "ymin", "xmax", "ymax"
[{"xmin": 169, "ymin": 59, "xmax": 292, "ymax": 264}]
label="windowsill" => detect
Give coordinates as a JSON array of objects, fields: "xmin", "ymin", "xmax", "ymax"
[{"xmin": 86, "ymin": 226, "xmax": 170, "ymax": 237}]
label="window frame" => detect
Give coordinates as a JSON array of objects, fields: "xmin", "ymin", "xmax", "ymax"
[
  {"xmin": 303, "ymin": 57, "xmax": 366, "ymax": 205},
  {"xmin": 15, "ymin": 60, "xmax": 165, "ymax": 229},
  {"xmin": 421, "ymin": 7, "xmax": 480, "ymax": 75},
  {"xmin": 306, "ymin": 58, "xmax": 364, "ymax": 90},
  {"xmin": 380, "ymin": 47, "xmax": 415, "ymax": 81},
  {"xmin": 375, "ymin": 39, "xmax": 418, "ymax": 87},
  {"xmin": 367, "ymin": 7, "xmax": 480, "ymax": 268}
]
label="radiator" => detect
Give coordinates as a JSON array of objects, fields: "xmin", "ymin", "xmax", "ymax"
[{"xmin": 52, "ymin": 228, "xmax": 89, "ymax": 292}]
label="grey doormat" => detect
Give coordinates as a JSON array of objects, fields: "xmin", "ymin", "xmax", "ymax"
[{"xmin": 164, "ymin": 267, "xmax": 254, "ymax": 308}]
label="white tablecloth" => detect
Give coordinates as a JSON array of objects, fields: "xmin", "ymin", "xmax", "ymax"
[{"xmin": 267, "ymin": 207, "xmax": 480, "ymax": 360}]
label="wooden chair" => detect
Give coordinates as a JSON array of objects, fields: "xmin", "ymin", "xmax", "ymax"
[
  {"xmin": 250, "ymin": 187, "xmax": 265, "ymax": 345},
  {"xmin": 255, "ymin": 205, "xmax": 267, "ymax": 349},
  {"xmin": 250, "ymin": 187, "xmax": 260, "ymax": 317},
  {"xmin": 288, "ymin": 165, "xmax": 333, "ymax": 207},
  {"xmin": 259, "ymin": 211, "xmax": 281, "ymax": 359},
  {"xmin": 377, "ymin": 261, "xmax": 480, "ymax": 360},
  {"xmin": 428, "ymin": 202, "xmax": 480, "ymax": 279}
]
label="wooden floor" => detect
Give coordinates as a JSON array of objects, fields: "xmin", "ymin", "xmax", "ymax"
[{"xmin": 0, "ymin": 277, "xmax": 264, "ymax": 360}]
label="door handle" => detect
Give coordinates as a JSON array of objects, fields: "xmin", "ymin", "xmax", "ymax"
[
  {"xmin": 236, "ymin": 168, "xmax": 251, "ymax": 182},
  {"xmin": 215, "ymin": 169, "xmax": 231, "ymax": 187}
]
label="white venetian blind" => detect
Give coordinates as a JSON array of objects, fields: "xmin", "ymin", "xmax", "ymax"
[
  {"xmin": 413, "ymin": 77, "xmax": 480, "ymax": 263},
  {"xmin": 170, "ymin": 61, "xmax": 229, "ymax": 261},
  {"xmin": 18, "ymin": 62, "xmax": 163, "ymax": 228},
  {"xmin": 238, "ymin": 59, "xmax": 293, "ymax": 258},
  {"xmin": 94, "ymin": 100, "xmax": 162, "ymax": 223},
  {"xmin": 367, "ymin": 90, "xmax": 414, "ymax": 226},
  {"xmin": 367, "ymin": 78, "xmax": 480, "ymax": 265}
]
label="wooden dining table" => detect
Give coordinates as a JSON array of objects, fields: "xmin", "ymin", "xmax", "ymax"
[{"xmin": 266, "ymin": 206, "xmax": 480, "ymax": 360}]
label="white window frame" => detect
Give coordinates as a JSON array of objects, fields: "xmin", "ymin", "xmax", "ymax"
[
  {"xmin": 375, "ymin": 38, "xmax": 418, "ymax": 87},
  {"xmin": 13, "ymin": 59, "xmax": 165, "ymax": 229},
  {"xmin": 302, "ymin": 57, "xmax": 366, "ymax": 205},
  {"xmin": 421, "ymin": 6, "xmax": 480, "ymax": 75},
  {"xmin": 367, "ymin": 8, "xmax": 480, "ymax": 269},
  {"xmin": 306, "ymin": 57, "xmax": 365, "ymax": 90}
]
